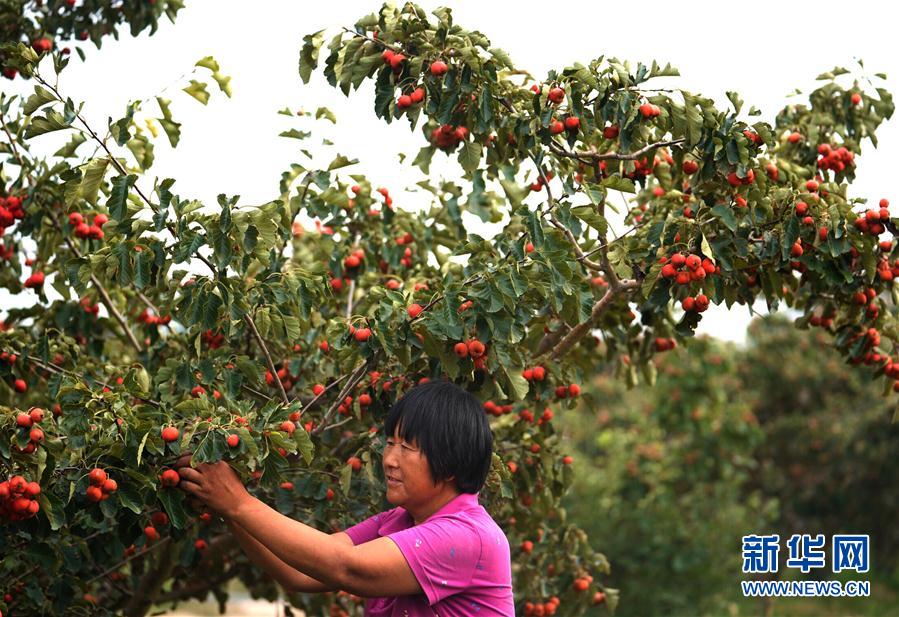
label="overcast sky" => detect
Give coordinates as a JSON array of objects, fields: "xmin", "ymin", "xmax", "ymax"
[{"xmin": 4, "ymin": 0, "xmax": 898, "ymax": 344}]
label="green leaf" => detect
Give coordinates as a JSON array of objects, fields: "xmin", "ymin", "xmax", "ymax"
[
  {"xmin": 299, "ymin": 30, "xmax": 326, "ymax": 83},
  {"xmin": 53, "ymin": 133, "xmax": 86, "ymax": 158},
  {"xmin": 79, "ymin": 158, "xmax": 111, "ymax": 205},
  {"xmin": 502, "ymin": 366, "xmax": 530, "ymax": 401},
  {"xmin": 182, "ymin": 80, "xmax": 210, "ymax": 105},
  {"xmin": 327, "ymin": 154, "xmax": 357, "ymax": 171},
  {"xmin": 23, "ymin": 109, "xmax": 70, "ymax": 139},
  {"xmin": 195, "ymin": 56, "xmax": 220, "ymax": 72},
  {"xmin": 37, "ymin": 491, "xmax": 66, "ymax": 530},
  {"xmin": 107, "ymin": 174, "xmax": 136, "ymax": 221},
  {"xmin": 24, "ymin": 85, "xmax": 56, "ymax": 116},
  {"xmin": 315, "ymin": 107, "xmax": 336, "ymax": 123},
  {"xmin": 458, "ymin": 140, "xmax": 482, "ymax": 173},
  {"xmin": 156, "ymin": 97, "xmax": 181, "ymax": 147},
  {"xmin": 710, "ymin": 204, "xmax": 737, "ymax": 232},
  {"xmin": 601, "ymin": 175, "xmax": 636, "ymax": 194},
  {"xmin": 211, "ymin": 71, "xmax": 232, "ymax": 98},
  {"xmin": 158, "ymin": 487, "xmax": 190, "ymax": 530},
  {"xmin": 339, "ymin": 462, "xmax": 353, "ymax": 496},
  {"xmin": 570, "ymin": 205, "xmax": 608, "ymax": 235}
]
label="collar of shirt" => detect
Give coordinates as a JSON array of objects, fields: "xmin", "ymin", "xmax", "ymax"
[{"xmin": 379, "ymin": 492, "xmax": 480, "ymax": 534}]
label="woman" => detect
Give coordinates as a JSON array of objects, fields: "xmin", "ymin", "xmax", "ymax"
[{"xmin": 175, "ymin": 379, "xmax": 514, "ymax": 616}]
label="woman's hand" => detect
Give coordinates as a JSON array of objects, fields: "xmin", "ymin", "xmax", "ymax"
[{"xmin": 174, "ymin": 453, "xmax": 253, "ymax": 519}]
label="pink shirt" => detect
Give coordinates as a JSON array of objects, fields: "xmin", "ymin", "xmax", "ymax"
[{"xmin": 344, "ymin": 492, "xmax": 514, "ymax": 616}]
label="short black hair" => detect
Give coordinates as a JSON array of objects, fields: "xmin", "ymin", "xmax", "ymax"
[{"xmin": 384, "ymin": 379, "xmax": 493, "ymax": 494}]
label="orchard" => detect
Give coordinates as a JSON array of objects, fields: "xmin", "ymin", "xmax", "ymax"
[{"xmin": 0, "ymin": 2, "xmax": 897, "ymax": 616}]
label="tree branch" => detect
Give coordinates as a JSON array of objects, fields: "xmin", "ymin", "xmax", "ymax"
[
  {"xmin": 544, "ymin": 279, "xmax": 640, "ymax": 361},
  {"xmin": 550, "ymin": 137, "xmax": 686, "ymax": 162},
  {"xmin": 312, "ymin": 361, "xmax": 370, "ymax": 437},
  {"xmin": 123, "ymin": 539, "xmax": 176, "ymax": 617},
  {"xmin": 46, "ymin": 210, "xmax": 144, "ymax": 353},
  {"xmin": 244, "ymin": 313, "xmax": 290, "ymax": 405}
]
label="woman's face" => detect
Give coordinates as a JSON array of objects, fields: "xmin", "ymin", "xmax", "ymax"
[{"xmin": 382, "ymin": 427, "xmax": 445, "ymax": 509}]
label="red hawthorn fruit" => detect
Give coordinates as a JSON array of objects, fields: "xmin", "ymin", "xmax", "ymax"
[
  {"xmin": 639, "ymin": 103, "xmax": 655, "ymax": 118},
  {"xmin": 102, "ymin": 479, "xmax": 117, "ymax": 493},
  {"xmin": 407, "ymin": 303, "xmax": 423, "ymax": 318},
  {"xmin": 564, "ymin": 116, "xmax": 580, "ymax": 130},
  {"xmin": 521, "ymin": 540, "xmax": 534, "ymax": 553},
  {"xmin": 16, "ymin": 412, "xmax": 32, "ymax": 427},
  {"xmin": 549, "ymin": 120, "xmax": 564, "ymax": 135},
  {"xmin": 682, "ymin": 160, "xmax": 699, "ymax": 174},
  {"xmin": 568, "ymin": 383, "xmax": 580, "ymax": 397},
  {"xmin": 788, "ymin": 132, "xmax": 802, "ymax": 143},
  {"xmin": 86, "ymin": 486, "xmax": 103, "ymax": 502},
  {"xmin": 194, "ymin": 539, "xmax": 208, "ymax": 551},
  {"xmin": 430, "ymin": 60, "xmax": 448, "ymax": 76},
  {"xmin": 144, "ymin": 526, "xmax": 159, "ymax": 541},
  {"xmin": 347, "ymin": 456, "xmax": 362, "ymax": 472},
  {"xmin": 160, "ymin": 469, "xmax": 180, "ymax": 487},
  {"xmin": 453, "ymin": 342, "xmax": 469, "ymax": 358},
  {"xmin": 325, "ymin": 488, "xmax": 335, "ymax": 500},
  {"xmin": 532, "ymin": 366, "xmax": 546, "ymax": 381},
  {"xmin": 161, "ymin": 426, "xmax": 179, "ymax": 442},
  {"xmin": 227, "ymin": 434, "xmax": 240, "ymax": 447},
  {"xmin": 354, "ymin": 327, "xmax": 372, "ymax": 342},
  {"xmin": 28, "ymin": 427, "xmax": 44, "ymax": 442},
  {"xmin": 389, "ymin": 53, "xmax": 406, "ymax": 70},
  {"xmin": 32, "ymin": 37, "xmax": 53, "ymax": 53},
  {"xmin": 467, "ymin": 340, "xmax": 486, "ymax": 358},
  {"xmin": 397, "ymin": 94, "xmax": 412, "ymax": 109},
  {"xmin": 851, "ymin": 92, "xmax": 862, "ymax": 105},
  {"xmin": 562, "ymin": 455, "xmax": 574, "ymax": 465},
  {"xmin": 313, "ymin": 383, "xmax": 325, "ymax": 396},
  {"xmin": 14, "ymin": 379, "xmax": 27, "ymax": 393},
  {"xmin": 603, "ymin": 125, "xmax": 620, "ymax": 139},
  {"xmin": 29, "ymin": 407, "xmax": 44, "ymax": 423},
  {"xmin": 151, "ymin": 511, "xmax": 169, "ymax": 527},
  {"xmin": 410, "ymin": 87, "xmax": 425, "ymax": 104},
  {"xmin": 280, "ymin": 420, "xmax": 296, "ymax": 434},
  {"xmin": 547, "ymin": 87, "xmax": 564, "ymax": 104}
]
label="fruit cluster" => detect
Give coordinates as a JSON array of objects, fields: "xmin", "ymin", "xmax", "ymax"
[
  {"xmin": 14, "ymin": 407, "xmax": 47, "ymax": 454},
  {"xmin": 85, "ymin": 467, "xmax": 118, "ymax": 502},
  {"xmin": 0, "ymin": 194, "xmax": 24, "ymax": 234},
  {"xmin": 23, "ymin": 270, "xmax": 44, "ymax": 289},
  {"xmin": 0, "ymin": 475, "xmax": 41, "ymax": 521},
  {"xmin": 396, "ymin": 87, "xmax": 425, "ymax": 110},
  {"xmin": 69, "ymin": 211, "xmax": 107, "ymax": 240},
  {"xmin": 639, "ymin": 103, "xmax": 662, "ymax": 118},
  {"xmin": 483, "ymin": 400, "xmax": 513, "ymax": 417},
  {"xmin": 853, "ymin": 199, "xmax": 891, "ymax": 236},
  {"xmin": 726, "ymin": 168, "xmax": 756, "ymax": 187},
  {"xmin": 660, "ymin": 253, "xmax": 718, "ymax": 285},
  {"xmin": 201, "ymin": 329, "xmax": 225, "ymax": 349},
  {"xmin": 429, "ymin": 124, "xmax": 469, "ymax": 151},
  {"xmin": 136, "ymin": 309, "xmax": 171, "ymax": 326},
  {"xmin": 654, "ymin": 337, "xmax": 677, "ymax": 352},
  {"xmin": 521, "ymin": 365, "xmax": 546, "ymax": 382},
  {"xmin": 816, "ymin": 143, "xmax": 855, "ymax": 173},
  {"xmin": 523, "ymin": 596, "xmax": 560, "ymax": 616},
  {"xmin": 681, "ymin": 294, "xmax": 710, "ymax": 313}
]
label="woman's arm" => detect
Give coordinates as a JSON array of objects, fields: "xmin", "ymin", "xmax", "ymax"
[{"xmin": 227, "ymin": 519, "xmax": 352, "ymax": 593}]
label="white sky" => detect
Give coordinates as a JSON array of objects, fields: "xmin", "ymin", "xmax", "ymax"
[{"xmin": 4, "ymin": 0, "xmax": 898, "ymax": 344}]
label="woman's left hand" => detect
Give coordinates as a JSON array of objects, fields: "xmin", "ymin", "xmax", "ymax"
[{"xmin": 174, "ymin": 453, "xmax": 251, "ymax": 518}]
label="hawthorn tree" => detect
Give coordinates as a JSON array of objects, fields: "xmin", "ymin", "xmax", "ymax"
[
  {"xmin": 0, "ymin": 0, "xmax": 184, "ymax": 80},
  {"xmin": 0, "ymin": 2, "xmax": 896, "ymax": 616}
]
